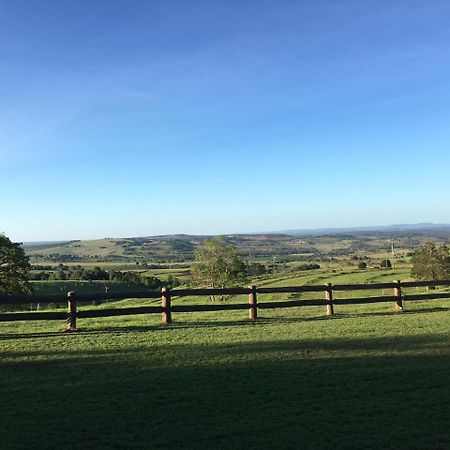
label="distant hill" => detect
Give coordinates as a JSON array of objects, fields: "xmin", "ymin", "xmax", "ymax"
[
  {"xmin": 22, "ymin": 223, "xmax": 450, "ymax": 264},
  {"xmin": 22, "ymin": 241, "xmax": 73, "ymax": 247},
  {"xmin": 24, "ymin": 236, "xmax": 199, "ymax": 264},
  {"xmin": 23, "ymin": 234, "xmax": 297, "ymax": 264},
  {"xmin": 278, "ymin": 223, "xmax": 450, "ymax": 236}
]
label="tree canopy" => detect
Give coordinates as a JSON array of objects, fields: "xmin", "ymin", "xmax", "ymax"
[
  {"xmin": 191, "ymin": 237, "xmax": 247, "ymax": 298},
  {"xmin": 0, "ymin": 234, "xmax": 31, "ymax": 295},
  {"xmin": 411, "ymin": 242, "xmax": 450, "ymax": 281}
]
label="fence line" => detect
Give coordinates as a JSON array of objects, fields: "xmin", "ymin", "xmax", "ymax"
[{"xmin": 0, "ymin": 279, "xmax": 449, "ymax": 330}]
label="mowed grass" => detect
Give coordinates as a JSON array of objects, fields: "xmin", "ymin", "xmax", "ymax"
[{"xmin": 1, "ymin": 299, "xmax": 450, "ymax": 449}]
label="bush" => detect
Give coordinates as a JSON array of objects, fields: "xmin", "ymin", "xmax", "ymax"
[{"xmin": 295, "ymin": 263, "xmax": 321, "ymax": 271}]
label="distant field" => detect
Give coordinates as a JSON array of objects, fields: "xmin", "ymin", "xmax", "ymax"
[
  {"xmin": 30, "ymin": 280, "xmax": 149, "ymax": 296},
  {"xmin": 257, "ymin": 268, "xmax": 414, "ymax": 301},
  {"xmin": 1, "ymin": 299, "xmax": 449, "ymax": 449},
  {"xmin": 143, "ymin": 267, "xmax": 191, "ymax": 281},
  {"xmin": 21, "ymin": 268, "xmax": 448, "ymax": 309},
  {"xmin": 24, "ymin": 229, "xmax": 450, "ymax": 265}
]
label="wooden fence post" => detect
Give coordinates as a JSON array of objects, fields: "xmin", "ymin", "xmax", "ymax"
[
  {"xmin": 325, "ymin": 283, "xmax": 334, "ymax": 316},
  {"xmin": 162, "ymin": 288, "xmax": 172, "ymax": 325},
  {"xmin": 249, "ymin": 285, "xmax": 257, "ymax": 321},
  {"xmin": 394, "ymin": 280, "xmax": 404, "ymax": 313},
  {"xmin": 66, "ymin": 291, "xmax": 77, "ymax": 331}
]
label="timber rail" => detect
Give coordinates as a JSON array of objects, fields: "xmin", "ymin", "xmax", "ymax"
[{"xmin": 0, "ymin": 279, "xmax": 449, "ymax": 330}]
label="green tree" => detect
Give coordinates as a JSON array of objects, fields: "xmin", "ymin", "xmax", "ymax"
[
  {"xmin": 0, "ymin": 234, "xmax": 31, "ymax": 295},
  {"xmin": 411, "ymin": 242, "xmax": 450, "ymax": 281},
  {"xmin": 191, "ymin": 237, "xmax": 247, "ymax": 300},
  {"xmin": 48, "ymin": 270, "xmax": 66, "ymax": 281},
  {"xmin": 380, "ymin": 259, "xmax": 392, "ymax": 269},
  {"xmin": 246, "ymin": 262, "xmax": 267, "ymax": 276},
  {"xmin": 358, "ymin": 261, "xmax": 367, "ymax": 270}
]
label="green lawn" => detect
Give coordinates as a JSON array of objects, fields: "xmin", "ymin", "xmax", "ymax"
[{"xmin": 1, "ymin": 299, "xmax": 449, "ymax": 449}]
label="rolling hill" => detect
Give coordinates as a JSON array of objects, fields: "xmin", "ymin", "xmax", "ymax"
[{"xmin": 23, "ymin": 224, "xmax": 450, "ymax": 264}]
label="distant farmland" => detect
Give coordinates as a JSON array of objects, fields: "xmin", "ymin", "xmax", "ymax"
[{"xmin": 23, "ymin": 227, "xmax": 450, "ymax": 264}]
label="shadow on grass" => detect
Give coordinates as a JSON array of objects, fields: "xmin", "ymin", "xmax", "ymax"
[
  {"xmin": 0, "ymin": 326, "xmax": 163, "ymax": 340},
  {"xmin": 398, "ymin": 306, "xmax": 450, "ymax": 315},
  {"xmin": 1, "ymin": 334, "xmax": 450, "ymax": 449}
]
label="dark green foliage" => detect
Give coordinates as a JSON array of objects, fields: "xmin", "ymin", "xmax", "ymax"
[
  {"xmin": 31, "ymin": 271, "xmax": 50, "ymax": 280},
  {"xmin": 358, "ymin": 261, "xmax": 367, "ymax": 270},
  {"xmin": 166, "ymin": 274, "xmax": 181, "ymax": 288},
  {"xmin": 295, "ymin": 263, "xmax": 321, "ymax": 271},
  {"xmin": 0, "ymin": 234, "xmax": 31, "ymax": 295},
  {"xmin": 30, "ymin": 267, "xmax": 180, "ymax": 289},
  {"xmin": 380, "ymin": 259, "xmax": 392, "ymax": 269},
  {"xmin": 49, "ymin": 270, "xmax": 66, "ymax": 281},
  {"xmin": 411, "ymin": 242, "xmax": 450, "ymax": 280},
  {"xmin": 245, "ymin": 262, "xmax": 267, "ymax": 276}
]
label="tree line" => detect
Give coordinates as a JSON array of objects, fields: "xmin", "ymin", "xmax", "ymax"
[{"xmin": 30, "ymin": 266, "xmax": 181, "ymax": 289}]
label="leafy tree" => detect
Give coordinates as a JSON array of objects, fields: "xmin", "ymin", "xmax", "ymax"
[
  {"xmin": 380, "ymin": 259, "xmax": 392, "ymax": 269},
  {"xmin": 191, "ymin": 237, "xmax": 247, "ymax": 300},
  {"xmin": 48, "ymin": 270, "xmax": 66, "ymax": 281},
  {"xmin": 246, "ymin": 262, "xmax": 267, "ymax": 276},
  {"xmin": 89, "ymin": 267, "xmax": 109, "ymax": 280},
  {"xmin": 411, "ymin": 242, "xmax": 450, "ymax": 280},
  {"xmin": 29, "ymin": 271, "xmax": 49, "ymax": 281},
  {"xmin": 166, "ymin": 274, "xmax": 181, "ymax": 288},
  {"xmin": 358, "ymin": 261, "xmax": 367, "ymax": 270},
  {"xmin": 68, "ymin": 269, "xmax": 84, "ymax": 280},
  {"xmin": 0, "ymin": 234, "xmax": 31, "ymax": 295}
]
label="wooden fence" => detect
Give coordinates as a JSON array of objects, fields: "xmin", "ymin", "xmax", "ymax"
[{"xmin": 0, "ymin": 279, "xmax": 449, "ymax": 330}]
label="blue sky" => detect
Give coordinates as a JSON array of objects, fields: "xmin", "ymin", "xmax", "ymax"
[{"xmin": 1, "ymin": 0, "xmax": 450, "ymax": 241}]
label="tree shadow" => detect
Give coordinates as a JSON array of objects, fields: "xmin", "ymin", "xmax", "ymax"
[{"xmin": 1, "ymin": 333, "xmax": 450, "ymax": 449}]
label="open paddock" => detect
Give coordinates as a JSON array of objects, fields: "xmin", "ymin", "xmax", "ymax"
[{"xmin": 1, "ymin": 297, "xmax": 449, "ymax": 449}]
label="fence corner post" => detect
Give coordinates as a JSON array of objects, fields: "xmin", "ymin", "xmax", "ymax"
[
  {"xmin": 66, "ymin": 291, "xmax": 77, "ymax": 331},
  {"xmin": 162, "ymin": 287, "xmax": 172, "ymax": 325},
  {"xmin": 248, "ymin": 285, "xmax": 257, "ymax": 321},
  {"xmin": 325, "ymin": 283, "xmax": 334, "ymax": 316},
  {"xmin": 394, "ymin": 280, "xmax": 404, "ymax": 313}
]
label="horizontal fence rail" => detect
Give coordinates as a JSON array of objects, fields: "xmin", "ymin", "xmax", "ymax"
[{"xmin": 0, "ymin": 279, "xmax": 449, "ymax": 330}]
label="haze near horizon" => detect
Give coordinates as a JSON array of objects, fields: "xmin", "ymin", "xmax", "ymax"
[{"xmin": 2, "ymin": 1, "xmax": 450, "ymax": 242}]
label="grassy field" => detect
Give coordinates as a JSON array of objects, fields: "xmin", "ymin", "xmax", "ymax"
[
  {"xmin": 11, "ymin": 232, "xmax": 449, "ymax": 448},
  {"xmin": 1, "ymin": 297, "xmax": 449, "ymax": 449}
]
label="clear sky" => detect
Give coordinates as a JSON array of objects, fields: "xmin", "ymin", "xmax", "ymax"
[{"xmin": 1, "ymin": 0, "xmax": 450, "ymax": 242}]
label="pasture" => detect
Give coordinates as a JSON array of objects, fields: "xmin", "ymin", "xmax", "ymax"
[{"xmin": 1, "ymin": 296, "xmax": 449, "ymax": 449}]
